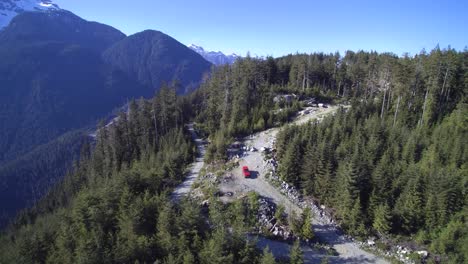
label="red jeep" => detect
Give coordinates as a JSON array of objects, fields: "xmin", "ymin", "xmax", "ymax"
[{"xmin": 242, "ymin": 166, "xmax": 251, "ymax": 178}]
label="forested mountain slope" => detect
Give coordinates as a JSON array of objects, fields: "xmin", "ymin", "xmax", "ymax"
[
  {"xmin": 0, "ymin": 87, "xmax": 271, "ymax": 264},
  {"xmin": 276, "ymin": 103, "xmax": 466, "ymax": 262},
  {"xmin": 192, "ymin": 48, "xmax": 467, "ymax": 263},
  {"xmin": 0, "ymin": 10, "xmax": 125, "ymax": 52},
  {"xmin": 0, "ymin": 47, "xmax": 465, "ymax": 263},
  {"xmin": 0, "ymin": 10, "xmax": 133, "ymax": 162},
  {"xmin": 103, "ymin": 30, "xmax": 212, "ymax": 94},
  {"xmin": 0, "ymin": 130, "xmax": 84, "ymax": 224},
  {"xmin": 0, "ymin": 11, "xmax": 146, "ymax": 226},
  {"xmin": 0, "ymin": 10, "xmax": 211, "ymax": 227}
]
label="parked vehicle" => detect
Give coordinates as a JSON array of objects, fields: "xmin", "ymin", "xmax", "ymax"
[{"xmin": 242, "ymin": 166, "xmax": 251, "ymax": 178}]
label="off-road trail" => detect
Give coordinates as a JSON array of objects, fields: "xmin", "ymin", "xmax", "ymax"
[
  {"xmin": 171, "ymin": 123, "xmax": 205, "ymax": 202},
  {"xmin": 174, "ymin": 106, "xmax": 389, "ymax": 263}
]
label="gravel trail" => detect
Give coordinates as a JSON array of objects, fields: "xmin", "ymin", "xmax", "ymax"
[
  {"xmin": 174, "ymin": 108, "xmax": 388, "ymax": 263},
  {"xmin": 171, "ymin": 123, "xmax": 205, "ymax": 201},
  {"xmin": 234, "ymin": 106, "xmax": 388, "ymax": 264}
]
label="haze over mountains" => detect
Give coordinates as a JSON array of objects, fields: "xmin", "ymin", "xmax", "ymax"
[{"xmin": 0, "ymin": 0, "xmax": 211, "ymax": 225}]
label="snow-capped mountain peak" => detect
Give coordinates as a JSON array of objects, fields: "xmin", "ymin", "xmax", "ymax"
[
  {"xmin": 0, "ymin": 0, "xmax": 60, "ymax": 30},
  {"xmin": 189, "ymin": 43, "xmax": 240, "ymax": 65},
  {"xmin": 188, "ymin": 44, "xmax": 205, "ymax": 52}
]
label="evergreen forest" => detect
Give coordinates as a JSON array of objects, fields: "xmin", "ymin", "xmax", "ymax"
[{"xmin": 1, "ymin": 46, "xmax": 466, "ymax": 263}]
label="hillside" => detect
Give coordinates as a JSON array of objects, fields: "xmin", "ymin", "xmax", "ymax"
[
  {"xmin": 103, "ymin": 30, "xmax": 212, "ymax": 94},
  {"xmin": 0, "ymin": 10, "xmax": 132, "ymax": 161},
  {"xmin": 0, "ymin": 11, "xmax": 212, "ymax": 225},
  {"xmin": 0, "ymin": 49, "xmax": 465, "ymax": 264},
  {"xmin": 192, "ymin": 49, "xmax": 467, "ymax": 263},
  {"xmin": 0, "ymin": 130, "xmax": 85, "ymax": 226},
  {"xmin": 0, "ymin": 10, "xmax": 125, "ymax": 52},
  {"xmin": 0, "ymin": 1, "xmax": 465, "ymax": 264}
]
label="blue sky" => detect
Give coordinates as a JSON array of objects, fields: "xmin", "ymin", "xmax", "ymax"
[{"xmin": 54, "ymin": 0, "xmax": 467, "ymax": 57}]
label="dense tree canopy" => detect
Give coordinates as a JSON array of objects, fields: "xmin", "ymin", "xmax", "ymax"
[
  {"xmin": 0, "ymin": 46, "xmax": 466, "ymax": 263},
  {"xmin": 194, "ymin": 46, "xmax": 467, "ymax": 262},
  {"xmin": 272, "ymin": 48, "xmax": 467, "ymax": 263}
]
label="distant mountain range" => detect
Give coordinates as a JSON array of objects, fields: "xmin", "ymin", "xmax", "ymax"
[
  {"xmin": 0, "ymin": 0, "xmax": 211, "ymax": 226},
  {"xmin": 189, "ymin": 44, "xmax": 240, "ymax": 65}
]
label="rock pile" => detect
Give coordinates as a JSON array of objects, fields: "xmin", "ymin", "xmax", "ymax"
[
  {"xmin": 202, "ymin": 172, "xmax": 216, "ymax": 181},
  {"xmin": 258, "ymin": 198, "xmax": 276, "ymax": 226},
  {"xmin": 300, "ymin": 198, "xmax": 336, "ymax": 226},
  {"xmin": 355, "ymin": 239, "xmax": 430, "ymax": 264},
  {"xmin": 257, "ymin": 198, "xmax": 292, "ymax": 240},
  {"xmin": 393, "ymin": 245, "xmax": 428, "ymax": 264},
  {"xmin": 222, "ymin": 173, "xmax": 234, "ymax": 183},
  {"xmin": 279, "ymin": 181, "xmax": 302, "ymax": 204}
]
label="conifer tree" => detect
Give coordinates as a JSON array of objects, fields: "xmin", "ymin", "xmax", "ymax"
[
  {"xmin": 347, "ymin": 197, "xmax": 366, "ymax": 236},
  {"xmin": 156, "ymin": 205, "xmax": 175, "ymax": 255},
  {"xmin": 373, "ymin": 203, "xmax": 392, "ymax": 235},
  {"xmin": 260, "ymin": 246, "xmax": 276, "ymax": 264},
  {"xmin": 394, "ymin": 171, "xmax": 424, "ymax": 233},
  {"xmin": 301, "ymin": 207, "xmax": 315, "ymax": 240},
  {"xmin": 289, "ymin": 240, "xmax": 304, "ymax": 264},
  {"xmin": 182, "ymin": 250, "xmax": 195, "ymax": 264},
  {"xmin": 299, "ymin": 143, "xmax": 319, "ymax": 195},
  {"xmin": 279, "ymin": 135, "xmax": 303, "ymax": 186}
]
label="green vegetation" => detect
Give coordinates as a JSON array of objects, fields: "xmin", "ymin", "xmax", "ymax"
[
  {"xmin": 193, "ymin": 47, "xmax": 467, "ymax": 262},
  {"xmin": 301, "ymin": 208, "xmax": 314, "ymax": 240},
  {"xmin": 289, "ymin": 240, "xmax": 304, "ymax": 264},
  {"xmin": 0, "ymin": 11, "xmax": 129, "ymax": 163},
  {"xmin": 103, "ymin": 30, "xmax": 212, "ymax": 92},
  {"xmin": 272, "ymin": 49, "xmax": 467, "ymax": 262},
  {"xmin": 0, "ymin": 11, "xmax": 211, "ymax": 225},
  {"xmin": 0, "ymin": 45, "xmax": 466, "ymax": 263},
  {"xmin": 192, "ymin": 56, "xmax": 305, "ymax": 161},
  {"xmin": 0, "ymin": 86, "xmax": 196, "ymax": 263},
  {"xmin": 0, "ymin": 85, "xmax": 280, "ymax": 263},
  {"xmin": 260, "ymin": 246, "xmax": 276, "ymax": 264},
  {"xmin": 0, "ymin": 130, "xmax": 85, "ymax": 227}
]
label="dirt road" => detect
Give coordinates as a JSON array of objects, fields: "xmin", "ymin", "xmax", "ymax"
[
  {"xmin": 175, "ymin": 108, "xmax": 388, "ymax": 263},
  {"xmin": 171, "ymin": 123, "xmax": 205, "ymax": 201},
  {"xmin": 229, "ymin": 106, "xmax": 389, "ymax": 264}
]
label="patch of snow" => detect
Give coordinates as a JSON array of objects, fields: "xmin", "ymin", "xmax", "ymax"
[
  {"xmin": 39, "ymin": 2, "xmax": 53, "ymax": 7},
  {"xmin": 0, "ymin": 0, "xmax": 60, "ymax": 30},
  {"xmin": 188, "ymin": 43, "xmax": 241, "ymax": 65}
]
